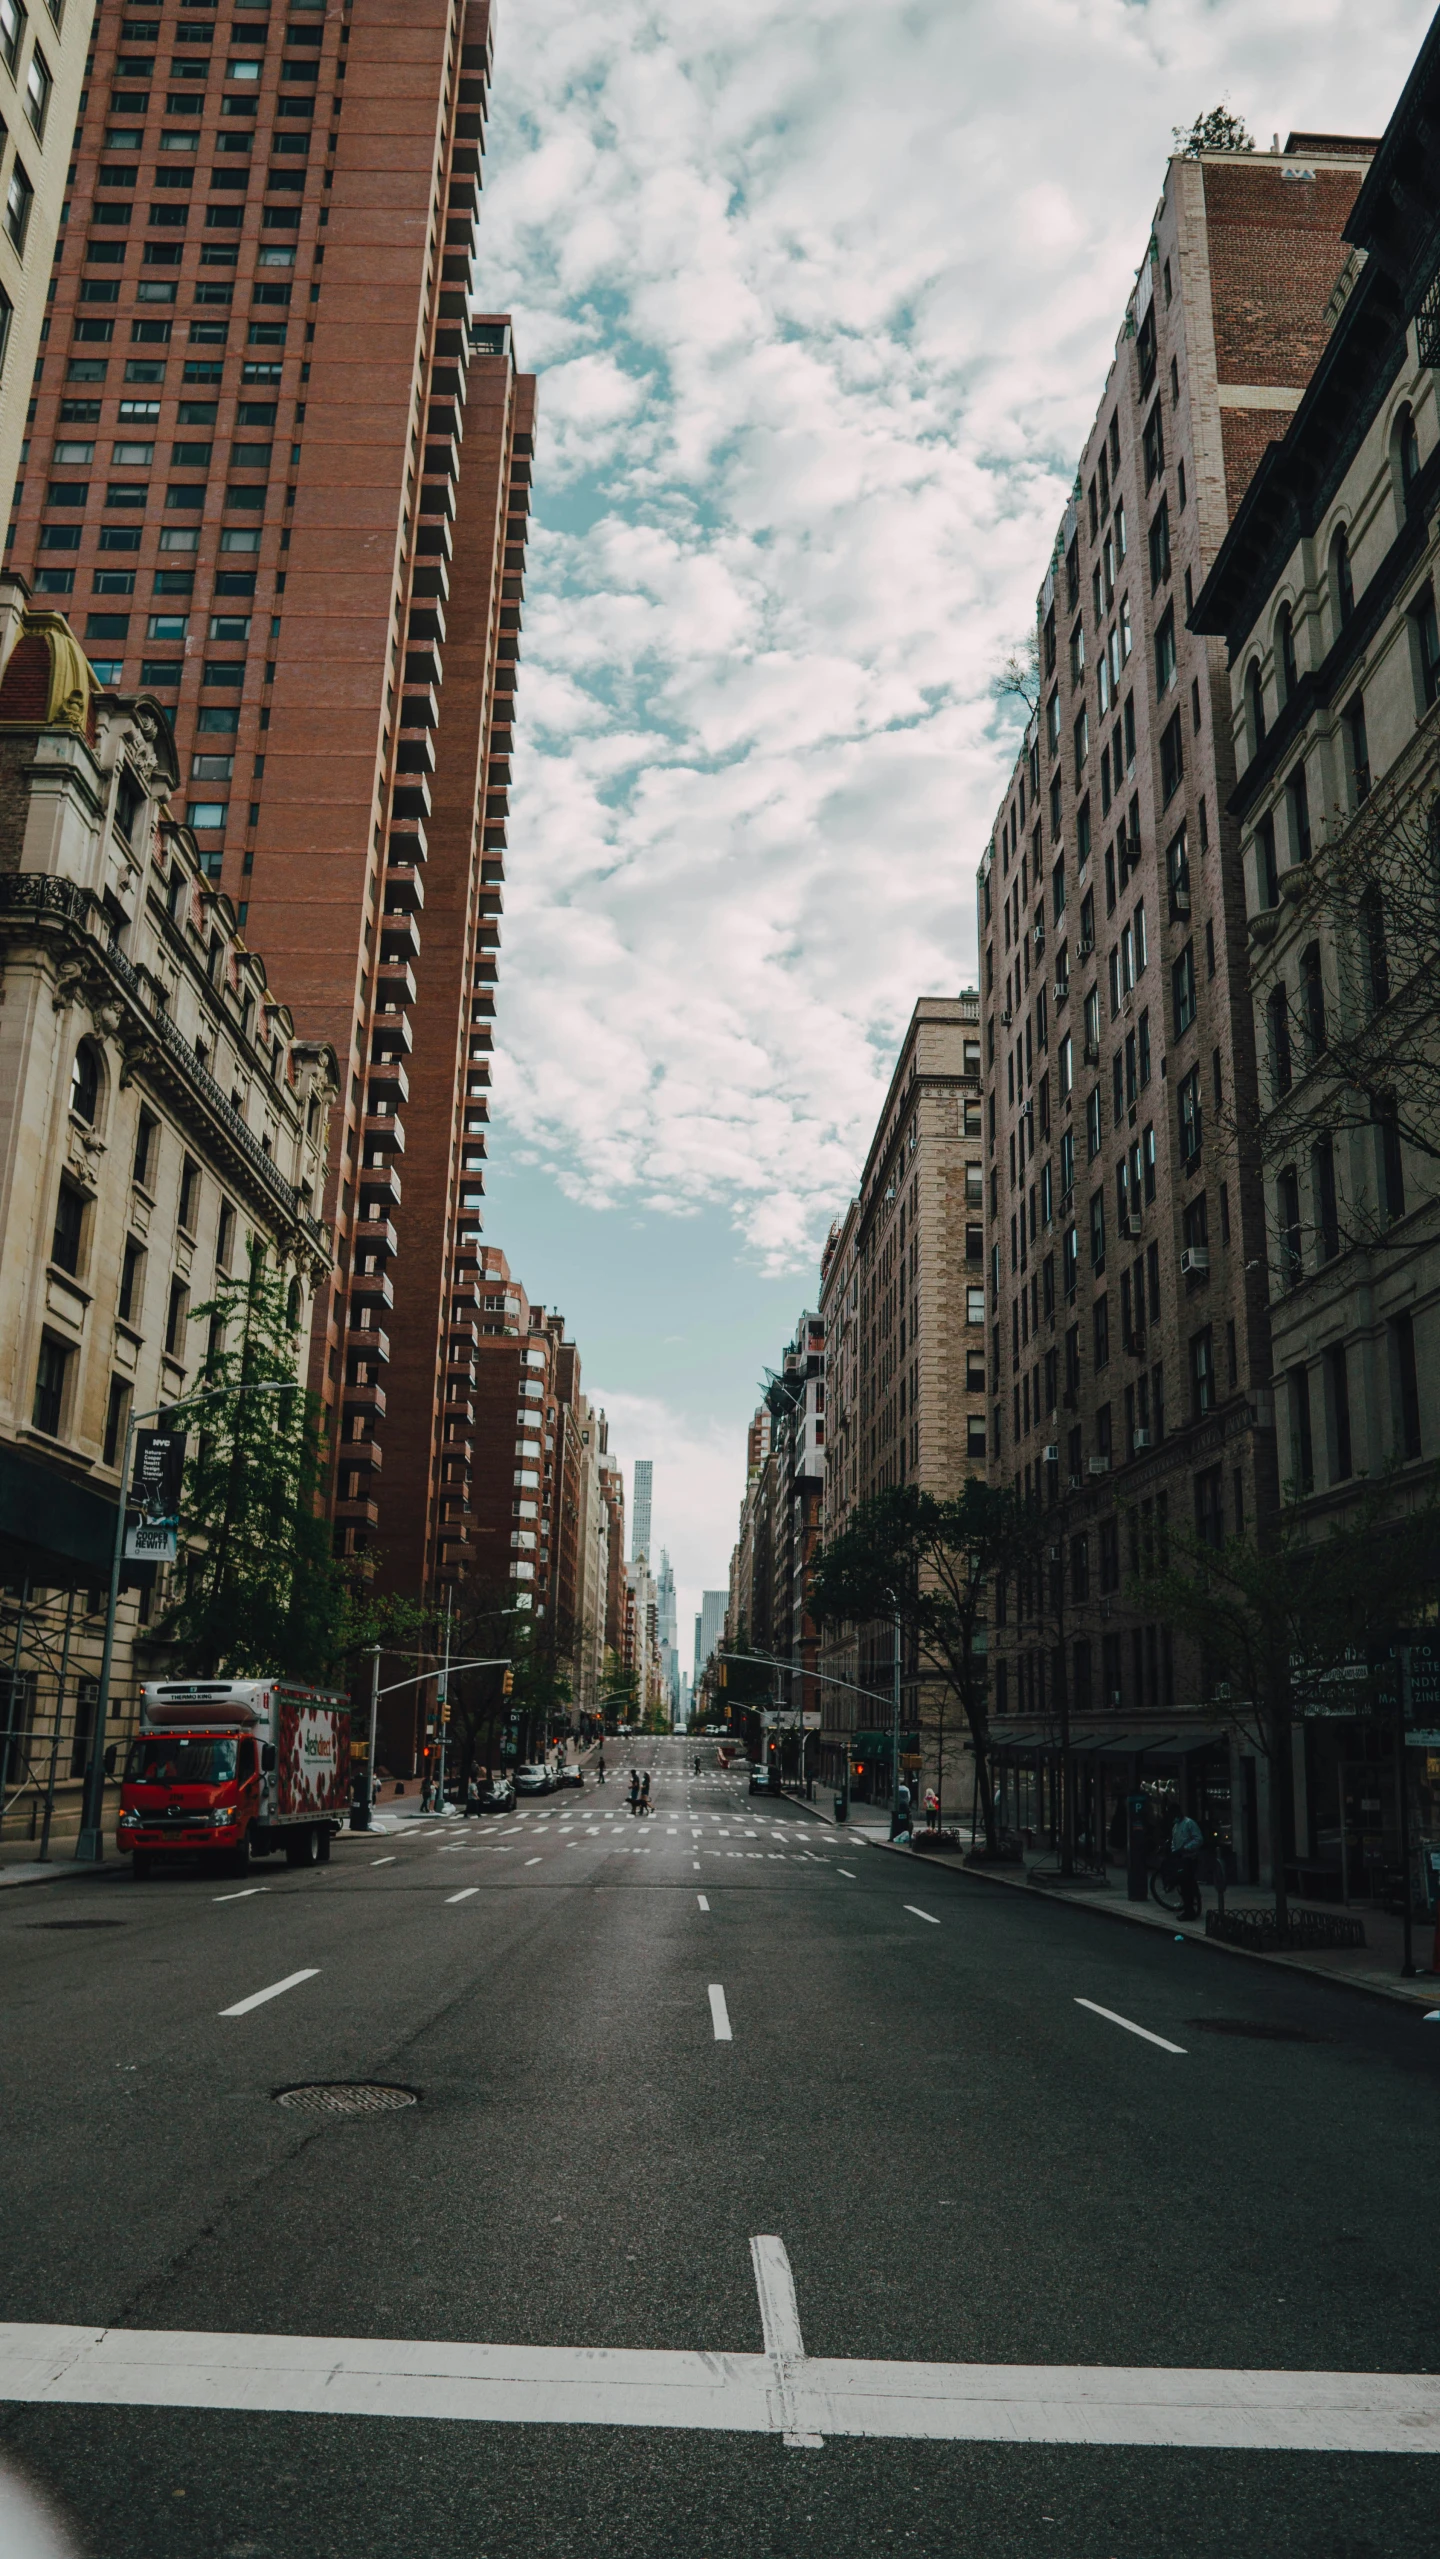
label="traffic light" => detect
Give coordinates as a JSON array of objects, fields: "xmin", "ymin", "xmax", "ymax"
[{"xmin": 502, "ymin": 1668, "xmax": 514, "ymax": 1696}]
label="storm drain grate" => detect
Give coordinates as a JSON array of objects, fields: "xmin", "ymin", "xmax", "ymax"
[
  {"xmin": 1187, "ymin": 2017, "xmax": 1322, "ymax": 2043},
  {"xmin": 275, "ymin": 2083, "xmax": 418, "ymax": 2116}
]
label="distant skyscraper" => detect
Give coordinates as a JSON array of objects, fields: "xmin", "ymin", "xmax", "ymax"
[
  {"xmin": 696, "ymin": 1589, "xmax": 727, "ymax": 1682},
  {"xmin": 631, "ymin": 1459, "xmax": 653, "ymax": 1562}
]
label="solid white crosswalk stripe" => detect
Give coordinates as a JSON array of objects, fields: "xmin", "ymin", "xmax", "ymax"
[{"xmin": 3, "ymin": 2321, "xmax": 1433, "ymax": 2452}]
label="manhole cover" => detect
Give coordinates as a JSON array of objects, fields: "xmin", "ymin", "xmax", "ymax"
[
  {"xmin": 30, "ymin": 1919, "xmax": 127, "ymax": 1931},
  {"xmin": 1187, "ymin": 2017, "xmax": 1321, "ymax": 2042},
  {"xmin": 275, "ymin": 2083, "xmax": 418, "ymax": 2116}
]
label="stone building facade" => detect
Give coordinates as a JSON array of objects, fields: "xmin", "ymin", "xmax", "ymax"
[
  {"xmin": 813, "ymin": 993, "xmax": 987, "ymax": 1804},
  {"xmin": 1194, "ymin": 29, "xmax": 1440, "ymax": 1895},
  {"xmin": 0, "ymin": 585, "xmax": 333, "ymax": 1852},
  {"xmin": 978, "ymin": 132, "xmax": 1377, "ymax": 1879},
  {"xmin": 0, "ymin": 0, "xmax": 93, "ymax": 525}
]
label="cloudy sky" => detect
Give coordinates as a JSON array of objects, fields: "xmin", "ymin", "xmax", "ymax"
[{"xmin": 476, "ymin": 0, "xmax": 1429, "ymax": 1658}]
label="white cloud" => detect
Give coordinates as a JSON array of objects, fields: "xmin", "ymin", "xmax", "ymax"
[{"xmin": 479, "ymin": 0, "xmax": 1424, "ymax": 1280}]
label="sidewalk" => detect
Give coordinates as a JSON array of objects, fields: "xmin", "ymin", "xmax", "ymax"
[{"xmin": 795, "ymin": 1790, "xmax": 1440, "ymax": 2012}]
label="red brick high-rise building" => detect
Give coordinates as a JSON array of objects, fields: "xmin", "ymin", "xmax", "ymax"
[{"xmin": 12, "ymin": 0, "xmax": 535, "ymax": 1718}]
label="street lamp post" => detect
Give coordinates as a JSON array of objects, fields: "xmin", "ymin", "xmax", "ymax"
[
  {"xmin": 76, "ymin": 1378, "xmax": 297, "ymax": 1864},
  {"xmin": 352, "ymin": 1610, "xmax": 528, "ymax": 1824}
]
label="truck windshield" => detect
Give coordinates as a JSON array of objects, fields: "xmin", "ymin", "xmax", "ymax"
[{"xmin": 125, "ymin": 1737, "xmax": 237, "ymax": 1786}]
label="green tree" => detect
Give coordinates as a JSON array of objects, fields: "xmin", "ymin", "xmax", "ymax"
[
  {"xmin": 1173, "ymin": 104, "xmax": 1255, "ymax": 157},
  {"xmin": 157, "ymin": 1243, "xmax": 354, "ymax": 1679},
  {"xmin": 1130, "ymin": 1478, "xmax": 1438, "ymax": 1927},
  {"xmin": 809, "ymin": 1482, "xmax": 1033, "ymax": 1852}
]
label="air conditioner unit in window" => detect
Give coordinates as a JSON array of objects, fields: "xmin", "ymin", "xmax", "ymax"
[
  {"xmin": 1043, "ymin": 1443, "xmax": 1059, "ymax": 1463},
  {"xmin": 1001, "ymin": 1006, "xmax": 1013, "ymax": 1027},
  {"xmin": 1124, "ymin": 1213, "xmax": 1142, "ymax": 1238},
  {"xmin": 1054, "ymin": 976, "xmax": 1069, "ymax": 1003},
  {"xmin": 1170, "ymin": 884, "xmax": 1191, "ymax": 916},
  {"xmin": 1088, "ymin": 1454, "xmax": 1110, "ymax": 1475},
  {"xmin": 1067, "ymin": 1473, "xmax": 1082, "ymax": 1491},
  {"xmin": 1132, "ymin": 1427, "xmax": 1152, "ymax": 1450},
  {"xmin": 1181, "ymin": 1245, "xmax": 1210, "ymax": 1277},
  {"xmin": 1083, "ymin": 1038, "xmax": 1100, "ymax": 1065},
  {"xmin": 1078, "ymin": 933, "xmax": 1095, "ymax": 956}
]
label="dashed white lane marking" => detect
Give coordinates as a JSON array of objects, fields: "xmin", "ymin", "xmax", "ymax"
[
  {"xmin": 218, "ymin": 1968, "xmax": 319, "ymax": 2018},
  {"xmin": 697, "ymin": 1894, "xmax": 710, "ymax": 1911},
  {"xmin": 212, "ymin": 1887, "xmax": 267, "ymax": 1903},
  {"xmin": 9, "ymin": 2315, "xmax": 1432, "ymax": 2450},
  {"xmin": 708, "ymin": 1984, "xmax": 732, "ymax": 2042},
  {"xmin": 1075, "ymin": 1998, "xmax": 1186, "ymax": 2055},
  {"xmin": 445, "ymin": 1888, "xmax": 480, "ymax": 1905},
  {"xmin": 693, "ymin": 1860, "xmax": 701, "ymax": 1870},
  {"xmin": 837, "ymin": 1867, "xmax": 856, "ymax": 1880},
  {"xmin": 370, "ymin": 1857, "xmax": 396, "ymax": 1868},
  {"xmin": 525, "ymin": 1857, "xmax": 542, "ymax": 1867},
  {"xmin": 904, "ymin": 1905, "xmax": 940, "ymax": 1926}
]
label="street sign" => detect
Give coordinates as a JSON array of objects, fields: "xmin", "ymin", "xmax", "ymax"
[
  {"xmin": 760, "ymin": 1710, "xmax": 823, "ymax": 1729},
  {"xmin": 124, "ymin": 1429, "xmax": 186, "ymax": 1561}
]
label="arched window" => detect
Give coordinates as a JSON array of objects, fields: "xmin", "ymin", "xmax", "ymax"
[
  {"xmin": 1331, "ymin": 525, "xmax": 1355, "ymax": 629},
  {"xmin": 1395, "ymin": 402, "xmax": 1421, "ymax": 502},
  {"xmin": 1267, "ymin": 984, "xmax": 1293, "ymax": 1100},
  {"xmin": 1245, "ymin": 656, "xmax": 1266, "ymax": 754},
  {"xmin": 69, "ymin": 1040, "xmax": 101, "ymax": 1126},
  {"xmin": 286, "ymin": 1276, "xmax": 302, "ymax": 1331},
  {"xmin": 1276, "ymin": 602, "xmax": 1298, "ymax": 702}
]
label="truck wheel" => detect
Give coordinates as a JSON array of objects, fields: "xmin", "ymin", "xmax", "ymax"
[
  {"xmin": 225, "ymin": 1833, "xmax": 253, "ymax": 1880},
  {"xmin": 286, "ymin": 1826, "xmax": 320, "ymax": 1868},
  {"xmin": 316, "ymin": 1824, "xmax": 332, "ymax": 1864},
  {"xmin": 132, "ymin": 1854, "xmax": 151, "ymax": 1882}
]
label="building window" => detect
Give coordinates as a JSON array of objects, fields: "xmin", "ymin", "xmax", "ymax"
[
  {"xmin": 1288, "ymin": 1366, "xmax": 1314, "ymax": 1497},
  {"xmin": 1300, "ymin": 941, "xmax": 1326, "ymax": 1060},
  {"xmin": 1177, "ymin": 1066, "xmax": 1201, "ymax": 1169},
  {"xmin": 103, "ymin": 1376, "xmax": 131, "ymax": 1469},
  {"xmin": 1159, "ymin": 709, "xmax": 1183, "ymax": 803},
  {"xmin": 165, "ymin": 1276, "xmax": 189, "ymax": 1357},
  {"xmin": 69, "ymin": 1039, "xmax": 102, "ymax": 1125},
  {"xmin": 966, "ymin": 1414, "xmax": 986, "ymax": 1459},
  {"xmin": 965, "ymin": 1285, "xmax": 985, "ymax": 1325},
  {"xmin": 1390, "ymin": 1312, "xmax": 1422, "ymax": 1460},
  {"xmin": 1326, "ymin": 1343, "xmax": 1353, "ymax": 1482},
  {"xmin": 1141, "ymin": 395, "xmax": 1164, "ymax": 486},
  {"xmin": 1092, "ymin": 1293, "xmax": 1109, "ymax": 1369},
  {"xmin": 1148, "ymin": 497, "xmax": 1171, "ymax": 594},
  {"xmin": 1194, "ymin": 1464, "xmax": 1223, "ymax": 1549},
  {"xmin": 25, "ymin": 44, "xmax": 51, "ymax": 139},
  {"xmin": 133, "ymin": 1106, "xmax": 159, "ymax": 1190},
  {"xmin": 32, "ymin": 1337, "xmax": 70, "ymax": 1439},
  {"xmin": 51, "ymin": 1180, "xmax": 86, "ymax": 1277},
  {"xmin": 1359, "ymin": 886, "xmax": 1389, "ymax": 1012},
  {"xmin": 1312, "ymin": 1137, "xmax": 1339, "ymax": 1262},
  {"xmin": 1344, "ymin": 692, "xmax": 1372, "ymax": 805},
  {"xmin": 177, "ymin": 1155, "xmax": 200, "ymax": 1233},
  {"xmin": 1099, "ymin": 1515, "xmax": 1120, "ymax": 1592},
  {"xmin": 1089, "ymin": 1190, "xmax": 1105, "ymax": 1274},
  {"xmin": 1277, "ymin": 1165, "xmax": 1302, "ymax": 1283},
  {"xmin": 1375, "ymin": 1095, "xmax": 1406, "ymax": 1223},
  {"xmin": 1276, "ymin": 602, "xmax": 1298, "ymax": 702},
  {"xmin": 1331, "ymin": 525, "xmax": 1355, "ymax": 629},
  {"xmin": 5, "ymin": 159, "xmax": 34, "ymax": 254},
  {"xmin": 1172, "ymin": 943, "xmax": 1196, "ymax": 1039},
  {"xmin": 1153, "ymin": 604, "xmax": 1176, "ymax": 696},
  {"xmin": 1190, "ymin": 1329, "xmax": 1215, "ymax": 1423},
  {"xmin": 1266, "ymin": 982, "xmax": 1291, "ymax": 1098},
  {"xmin": 118, "ymin": 1234, "xmax": 145, "ymax": 1325},
  {"xmin": 0, "ymin": 0, "xmax": 21, "ymax": 74}
]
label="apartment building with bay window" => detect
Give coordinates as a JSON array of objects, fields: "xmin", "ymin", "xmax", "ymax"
[
  {"xmin": 1194, "ymin": 32, "xmax": 1440, "ymax": 1569},
  {"xmin": 8, "ymin": 5, "xmax": 537, "ymax": 1748},
  {"xmin": 978, "ymin": 129, "xmax": 1377, "ymax": 1875}
]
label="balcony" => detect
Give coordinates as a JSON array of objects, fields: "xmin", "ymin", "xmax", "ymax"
[
  {"xmin": 362, "ymin": 1109, "xmax": 406, "ymax": 1156},
  {"xmin": 408, "ymin": 598, "xmax": 446, "ymax": 646},
  {"xmin": 343, "ymin": 1380, "xmax": 387, "ymax": 1423},
  {"xmin": 368, "ymin": 1058, "xmax": 410, "ymax": 1110},
  {"xmin": 376, "ymin": 958, "xmax": 416, "ymax": 1008},
  {"xmin": 384, "ymin": 864, "xmax": 424, "ymax": 916},
  {"xmin": 388, "ymin": 820, "xmax": 427, "ymax": 869},
  {"xmin": 347, "ymin": 1313, "xmax": 391, "ymax": 1363},
  {"xmin": 335, "ymin": 1494, "xmax": 381, "ymax": 1530},
  {"xmin": 340, "ymin": 1435, "xmax": 384, "ymax": 1472},
  {"xmin": 372, "ymin": 1012, "xmax": 414, "ymax": 1060},
  {"xmin": 358, "ymin": 1159, "xmax": 402, "ymax": 1210},
  {"xmin": 350, "ymin": 1267, "xmax": 395, "ymax": 1314},
  {"xmin": 354, "ymin": 1214, "xmax": 398, "ymax": 1257}
]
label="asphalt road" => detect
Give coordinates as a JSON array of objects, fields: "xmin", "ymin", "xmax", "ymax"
[{"xmin": 1, "ymin": 1733, "xmax": 1437, "ymax": 2557}]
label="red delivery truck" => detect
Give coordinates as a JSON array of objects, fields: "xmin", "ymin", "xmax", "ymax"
[{"xmin": 117, "ymin": 1679, "xmax": 350, "ymax": 1880}]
